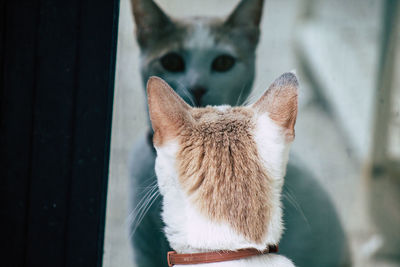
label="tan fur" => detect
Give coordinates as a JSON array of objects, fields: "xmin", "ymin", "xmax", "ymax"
[
  {"xmin": 147, "ymin": 73, "xmax": 299, "ymax": 244},
  {"xmin": 253, "ymin": 72, "xmax": 298, "ymax": 140},
  {"xmin": 176, "ymin": 107, "xmax": 273, "ymax": 243},
  {"xmin": 147, "ymin": 77, "xmax": 191, "ymax": 147}
]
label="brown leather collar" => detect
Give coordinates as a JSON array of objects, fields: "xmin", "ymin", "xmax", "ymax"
[{"xmin": 167, "ymin": 245, "xmax": 278, "ymax": 266}]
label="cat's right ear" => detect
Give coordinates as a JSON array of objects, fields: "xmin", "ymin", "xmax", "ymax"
[
  {"xmin": 225, "ymin": 0, "xmax": 264, "ymax": 28},
  {"xmin": 131, "ymin": 0, "xmax": 174, "ymax": 47},
  {"xmin": 224, "ymin": 0, "xmax": 264, "ymax": 45},
  {"xmin": 252, "ymin": 72, "xmax": 298, "ymax": 140},
  {"xmin": 147, "ymin": 77, "xmax": 191, "ymax": 147}
]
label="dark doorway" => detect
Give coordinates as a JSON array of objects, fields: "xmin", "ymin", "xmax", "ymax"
[{"xmin": 0, "ymin": 1, "xmax": 120, "ymax": 266}]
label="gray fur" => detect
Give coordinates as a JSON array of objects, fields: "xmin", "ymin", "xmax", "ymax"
[{"xmin": 131, "ymin": 0, "xmax": 262, "ymax": 107}]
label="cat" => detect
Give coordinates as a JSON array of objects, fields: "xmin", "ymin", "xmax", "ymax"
[
  {"xmin": 130, "ymin": 0, "xmax": 261, "ymax": 107},
  {"xmin": 147, "ymin": 73, "xmax": 298, "ymax": 267},
  {"xmin": 129, "ymin": 0, "xmax": 351, "ymax": 266}
]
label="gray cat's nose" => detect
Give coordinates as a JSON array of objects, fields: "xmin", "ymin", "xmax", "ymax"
[{"xmin": 190, "ymin": 87, "xmax": 207, "ymax": 107}]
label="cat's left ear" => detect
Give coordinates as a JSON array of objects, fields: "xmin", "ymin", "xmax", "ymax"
[
  {"xmin": 147, "ymin": 76, "xmax": 192, "ymax": 147},
  {"xmin": 252, "ymin": 72, "xmax": 298, "ymax": 140},
  {"xmin": 131, "ymin": 0, "xmax": 174, "ymax": 47}
]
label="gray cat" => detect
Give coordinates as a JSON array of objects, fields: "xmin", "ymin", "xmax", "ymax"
[{"xmin": 129, "ymin": 0, "xmax": 351, "ymax": 266}]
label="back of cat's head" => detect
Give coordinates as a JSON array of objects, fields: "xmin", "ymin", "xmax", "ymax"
[{"xmin": 147, "ymin": 73, "xmax": 298, "ymax": 252}]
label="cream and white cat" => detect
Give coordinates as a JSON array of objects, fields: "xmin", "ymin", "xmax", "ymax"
[{"xmin": 147, "ymin": 72, "xmax": 299, "ymax": 266}]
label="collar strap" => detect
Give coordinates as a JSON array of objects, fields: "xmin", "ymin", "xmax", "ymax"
[{"xmin": 167, "ymin": 245, "xmax": 278, "ymax": 266}]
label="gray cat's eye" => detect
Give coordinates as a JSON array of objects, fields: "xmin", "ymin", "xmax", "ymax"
[
  {"xmin": 160, "ymin": 52, "xmax": 185, "ymax": 72},
  {"xmin": 212, "ymin": 54, "xmax": 235, "ymax": 72}
]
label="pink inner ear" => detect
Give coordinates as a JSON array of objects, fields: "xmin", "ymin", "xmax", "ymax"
[
  {"xmin": 253, "ymin": 72, "xmax": 298, "ymax": 134},
  {"xmin": 147, "ymin": 76, "xmax": 191, "ymax": 146},
  {"xmin": 265, "ymin": 88, "xmax": 298, "ymax": 130}
]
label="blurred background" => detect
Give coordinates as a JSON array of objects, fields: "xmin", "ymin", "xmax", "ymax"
[{"xmin": 103, "ymin": 0, "xmax": 400, "ymax": 266}]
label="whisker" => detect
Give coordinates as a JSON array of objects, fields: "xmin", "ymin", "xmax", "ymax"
[
  {"xmin": 127, "ymin": 182, "xmax": 158, "ymax": 224},
  {"xmin": 235, "ymin": 83, "xmax": 247, "ymax": 106},
  {"xmin": 243, "ymin": 94, "xmax": 257, "ymax": 106},
  {"xmin": 283, "ymin": 185, "xmax": 310, "ymax": 228},
  {"xmin": 129, "ymin": 189, "xmax": 160, "ymax": 237},
  {"xmin": 128, "ymin": 189, "xmax": 158, "ymax": 235},
  {"xmin": 176, "ymin": 81, "xmax": 196, "ymax": 106},
  {"xmin": 127, "ymin": 178, "xmax": 157, "ymax": 220},
  {"xmin": 135, "ymin": 189, "xmax": 160, "ymax": 227},
  {"xmin": 244, "ymin": 82, "xmax": 266, "ymax": 105}
]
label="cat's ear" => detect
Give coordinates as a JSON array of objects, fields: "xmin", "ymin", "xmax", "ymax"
[
  {"xmin": 252, "ymin": 72, "xmax": 298, "ymax": 139},
  {"xmin": 225, "ymin": 0, "xmax": 264, "ymax": 29},
  {"xmin": 147, "ymin": 76, "xmax": 191, "ymax": 146},
  {"xmin": 131, "ymin": 0, "xmax": 174, "ymax": 47}
]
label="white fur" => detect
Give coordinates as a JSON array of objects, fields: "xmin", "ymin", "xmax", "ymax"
[
  {"xmin": 252, "ymin": 112, "xmax": 293, "ymax": 245},
  {"xmin": 215, "ymin": 105, "xmax": 230, "ymax": 112},
  {"xmin": 153, "ymin": 109, "xmax": 295, "ymax": 266},
  {"xmin": 155, "ymin": 141, "xmax": 272, "ymax": 253},
  {"xmin": 185, "ymin": 21, "xmax": 215, "ymax": 49},
  {"xmin": 254, "ymin": 113, "xmax": 292, "ymax": 181}
]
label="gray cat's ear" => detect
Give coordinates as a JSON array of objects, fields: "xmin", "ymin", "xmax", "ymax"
[
  {"xmin": 147, "ymin": 76, "xmax": 191, "ymax": 146},
  {"xmin": 225, "ymin": 0, "xmax": 264, "ymax": 29},
  {"xmin": 252, "ymin": 72, "xmax": 298, "ymax": 139},
  {"xmin": 131, "ymin": 0, "xmax": 174, "ymax": 47}
]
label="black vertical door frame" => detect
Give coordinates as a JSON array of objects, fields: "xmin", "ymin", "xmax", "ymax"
[{"xmin": 0, "ymin": 0, "xmax": 120, "ymax": 266}]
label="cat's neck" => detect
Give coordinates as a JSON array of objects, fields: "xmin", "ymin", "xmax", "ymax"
[{"xmin": 161, "ymin": 194, "xmax": 282, "ymax": 254}]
